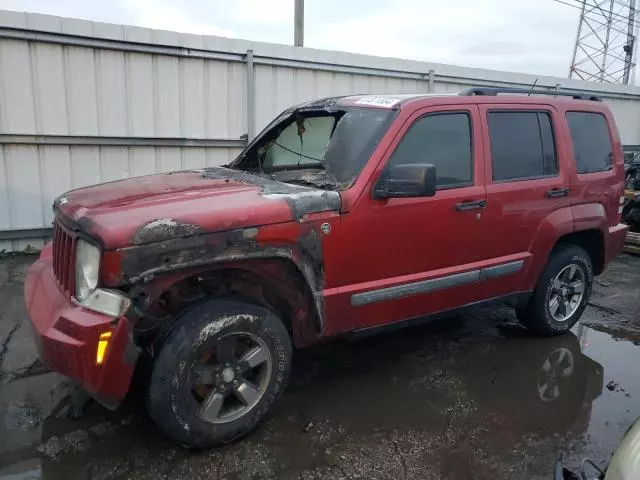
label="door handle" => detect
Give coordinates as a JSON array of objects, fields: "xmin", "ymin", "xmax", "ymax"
[
  {"xmin": 455, "ymin": 199, "xmax": 487, "ymax": 211},
  {"xmin": 547, "ymin": 188, "xmax": 569, "ymax": 198}
]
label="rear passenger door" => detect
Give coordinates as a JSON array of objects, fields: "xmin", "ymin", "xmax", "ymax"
[{"xmin": 478, "ymin": 105, "xmax": 571, "ymax": 293}]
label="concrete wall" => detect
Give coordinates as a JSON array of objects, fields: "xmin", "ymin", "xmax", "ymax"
[{"xmin": 2, "ymin": 9, "xmax": 640, "ymax": 251}]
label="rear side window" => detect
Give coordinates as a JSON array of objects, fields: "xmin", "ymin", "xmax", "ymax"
[
  {"xmin": 388, "ymin": 112, "xmax": 473, "ymax": 189},
  {"xmin": 488, "ymin": 111, "xmax": 558, "ymax": 182},
  {"xmin": 566, "ymin": 112, "xmax": 613, "ymax": 173}
]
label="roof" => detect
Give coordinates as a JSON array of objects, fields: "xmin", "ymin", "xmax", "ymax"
[{"xmin": 295, "ymin": 89, "xmax": 607, "ymax": 111}]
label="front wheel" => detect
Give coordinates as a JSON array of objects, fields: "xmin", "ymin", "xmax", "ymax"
[
  {"xmin": 147, "ymin": 299, "xmax": 292, "ymax": 448},
  {"xmin": 517, "ymin": 245, "xmax": 593, "ymax": 336}
]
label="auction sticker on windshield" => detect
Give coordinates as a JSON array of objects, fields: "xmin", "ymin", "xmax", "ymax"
[{"xmin": 355, "ymin": 96, "xmax": 403, "ymax": 107}]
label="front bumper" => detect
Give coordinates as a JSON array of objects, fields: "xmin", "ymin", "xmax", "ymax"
[{"xmin": 23, "ymin": 248, "xmax": 138, "ymax": 407}]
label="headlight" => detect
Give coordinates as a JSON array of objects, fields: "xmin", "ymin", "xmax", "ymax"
[
  {"xmin": 75, "ymin": 239, "xmax": 101, "ymax": 301},
  {"xmin": 80, "ymin": 289, "xmax": 131, "ymax": 318}
]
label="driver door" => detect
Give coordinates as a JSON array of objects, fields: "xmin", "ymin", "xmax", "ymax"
[{"xmin": 340, "ymin": 104, "xmax": 491, "ymax": 330}]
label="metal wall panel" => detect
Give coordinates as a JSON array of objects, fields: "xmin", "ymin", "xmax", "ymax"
[
  {"xmin": 0, "ymin": 39, "xmax": 36, "ymax": 133},
  {"xmin": 1, "ymin": 9, "xmax": 640, "ymax": 250},
  {"xmin": 67, "ymin": 46, "xmax": 99, "ymax": 134},
  {"xmin": 0, "ymin": 40, "xmax": 248, "ymax": 141},
  {"xmin": 0, "ymin": 145, "xmax": 10, "ymax": 231},
  {"xmin": 155, "ymin": 56, "xmax": 181, "ymax": 136},
  {"xmin": 96, "ymin": 50, "xmax": 127, "ymax": 135},
  {"xmin": 604, "ymin": 97, "xmax": 640, "ymax": 143},
  {"xmin": 0, "ymin": 143, "xmax": 241, "ymax": 251},
  {"xmin": 4, "ymin": 145, "xmax": 44, "ymax": 229},
  {"xmin": 32, "ymin": 42, "xmax": 66, "ymax": 134}
]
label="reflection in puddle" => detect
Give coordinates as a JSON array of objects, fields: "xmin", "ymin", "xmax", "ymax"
[
  {"xmin": 288, "ymin": 325, "xmax": 603, "ymax": 439},
  {"xmin": 573, "ymin": 326, "xmax": 640, "ymax": 464},
  {"xmin": 1, "ymin": 317, "xmax": 638, "ymax": 479}
]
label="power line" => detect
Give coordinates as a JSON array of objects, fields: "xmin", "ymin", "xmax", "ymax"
[
  {"xmin": 581, "ymin": 0, "xmax": 639, "ymax": 24},
  {"xmin": 556, "ymin": 0, "xmax": 638, "ymax": 83},
  {"xmin": 552, "ymin": 0, "xmax": 639, "ymax": 35},
  {"xmin": 606, "ymin": 0, "xmax": 640, "ymax": 10},
  {"xmin": 552, "ymin": 0, "xmax": 639, "ymax": 36},
  {"xmin": 565, "ymin": 0, "xmax": 640, "ymax": 28}
]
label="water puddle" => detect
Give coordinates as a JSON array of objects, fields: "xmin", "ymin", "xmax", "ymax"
[{"xmin": 1, "ymin": 314, "xmax": 638, "ymax": 479}]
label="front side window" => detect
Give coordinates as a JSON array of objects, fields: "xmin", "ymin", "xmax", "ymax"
[
  {"xmin": 488, "ymin": 111, "xmax": 558, "ymax": 182},
  {"xmin": 387, "ymin": 112, "xmax": 473, "ymax": 189},
  {"xmin": 566, "ymin": 112, "xmax": 613, "ymax": 174}
]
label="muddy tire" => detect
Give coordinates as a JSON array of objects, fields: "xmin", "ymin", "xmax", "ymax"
[
  {"xmin": 517, "ymin": 245, "xmax": 593, "ymax": 336},
  {"xmin": 147, "ymin": 299, "xmax": 292, "ymax": 448}
]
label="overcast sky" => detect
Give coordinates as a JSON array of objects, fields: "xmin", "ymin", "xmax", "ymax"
[{"xmin": 1, "ymin": 0, "xmax": 583, "ymax": 78}]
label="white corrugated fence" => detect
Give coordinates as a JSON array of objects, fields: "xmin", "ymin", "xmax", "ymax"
[{"xmin": 2, "ymin": 9, "xmax": 640, "ymax": 251}]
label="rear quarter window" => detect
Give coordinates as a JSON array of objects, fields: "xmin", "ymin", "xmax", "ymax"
[{"xmin": 566, "ymin": 112, "xmax": 613, "ymax": 174}]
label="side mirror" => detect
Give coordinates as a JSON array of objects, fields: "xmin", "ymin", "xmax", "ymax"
[{"xmin": 373, "ymin": 164, "xmax": 437, "ymax": 199}]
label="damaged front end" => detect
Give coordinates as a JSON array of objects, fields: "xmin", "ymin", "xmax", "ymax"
[
  {"xmin": 50, "ymin": 161, "xmax": 345, "ymax": 357},
  {"xmin": 25, "ymin": 97, "xmax": 397, "ymax": 407},
  {"xmin": 107, "ymin": 221, "xmax": 330, "ymax": 348},
  {"xmin": 28, "ymin": 184, "xmax": 336, "ymax": 408},
  {"xmin": 24, "ymin": 223, "xmax": 140, "ymax": 409}
]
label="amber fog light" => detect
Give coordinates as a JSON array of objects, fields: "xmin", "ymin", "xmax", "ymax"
[{"xmin": 96, "ymin": 331, "xmax": 112, "ymax": 365}]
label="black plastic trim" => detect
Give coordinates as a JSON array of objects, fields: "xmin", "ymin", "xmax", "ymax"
[{"xmin": 350, "ymin": 291, "xmax": 533, "ymax": 338}]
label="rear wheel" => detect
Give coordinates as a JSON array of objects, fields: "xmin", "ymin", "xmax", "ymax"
[
  {"xmin": 147, "ymin": 299, "xmax": 292, "ymax": 448},
  {"xmin": 517, "ymin": 245, "xmax": 593, "ymax": 336}
]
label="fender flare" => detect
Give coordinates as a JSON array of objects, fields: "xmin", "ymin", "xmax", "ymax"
[
  {"xmin": 522, "ymin": 207, "xmax": 575, "ymax": 290},
  {"xmin": 107, "ymin": 227, "xmax": 326, "ymax": 341},
  {"xmin": 524, "ymin": 203, "xmax": 609, "ymax": 289}
]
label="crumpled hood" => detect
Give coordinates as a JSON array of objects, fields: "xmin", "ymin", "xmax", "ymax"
[{"xmin": 54, "ymin": 167, "xmax": 341, "ymax": 250}]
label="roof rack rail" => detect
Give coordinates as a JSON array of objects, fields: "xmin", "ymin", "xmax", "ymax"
[{"xmin": 460, "ymin": 87, "xmax": 601, "ymax": 102}]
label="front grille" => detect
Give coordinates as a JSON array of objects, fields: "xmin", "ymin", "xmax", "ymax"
[{"xmin": 52, "ymin": 219, "xmax": 76, "ymax": 295}]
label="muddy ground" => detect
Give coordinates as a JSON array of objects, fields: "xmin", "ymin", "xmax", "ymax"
[{"xmin": 0, "ymin": 253, "xmax": 639, "ymax": 480}]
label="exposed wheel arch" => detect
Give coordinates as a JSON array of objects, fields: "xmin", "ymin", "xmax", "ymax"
[{"xmin": 130, "ymin": 258, "xmax": 322, "ymax": 349}]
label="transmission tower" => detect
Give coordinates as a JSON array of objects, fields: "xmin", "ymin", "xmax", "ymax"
[{"xmin": 568, "ymin": 0, "xmax": 638, "ymax": 84}]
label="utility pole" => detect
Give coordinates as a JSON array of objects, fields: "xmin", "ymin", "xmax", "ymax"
[
  {"xmin": 568, "ymin": 0, "xmax": 638, "ymax": 84},
  {"xmin": 294, "ymin": 0, "xmax": 304, "ymax": 47}
]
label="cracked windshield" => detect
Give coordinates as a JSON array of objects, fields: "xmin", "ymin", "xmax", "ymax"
[{"xmin": 232, "ymin": 107, "xmax": 395, "ymax": 189}]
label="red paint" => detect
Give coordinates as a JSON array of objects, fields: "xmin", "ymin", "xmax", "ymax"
[
  {"xmin": 24, "ymin": 93, "xmax": 628, "ymax": 406},
  {"xmin": 56, "ymin": 171, "xmax": 293, "ymax": 250},
  {"xmin": 520, "ymin": 208, "xmax": 576, "ymax": 289},
  {"xmin": 24, "ymin": 250, "xmax": 135, "ymax": 403}
]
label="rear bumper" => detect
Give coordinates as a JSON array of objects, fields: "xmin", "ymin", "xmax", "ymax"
[
  {"xmin": 23, "ymin": 249, "xmax": 138, "ymax": 407},
  {"xmin": 605, "ymin": 223, "xmax": 629, "ymax": 265}
]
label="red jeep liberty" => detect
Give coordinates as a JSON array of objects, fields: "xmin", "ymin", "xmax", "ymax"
[{"xmin": 24, "ymin": 87, "xmax": 628, "ymax": 447}]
